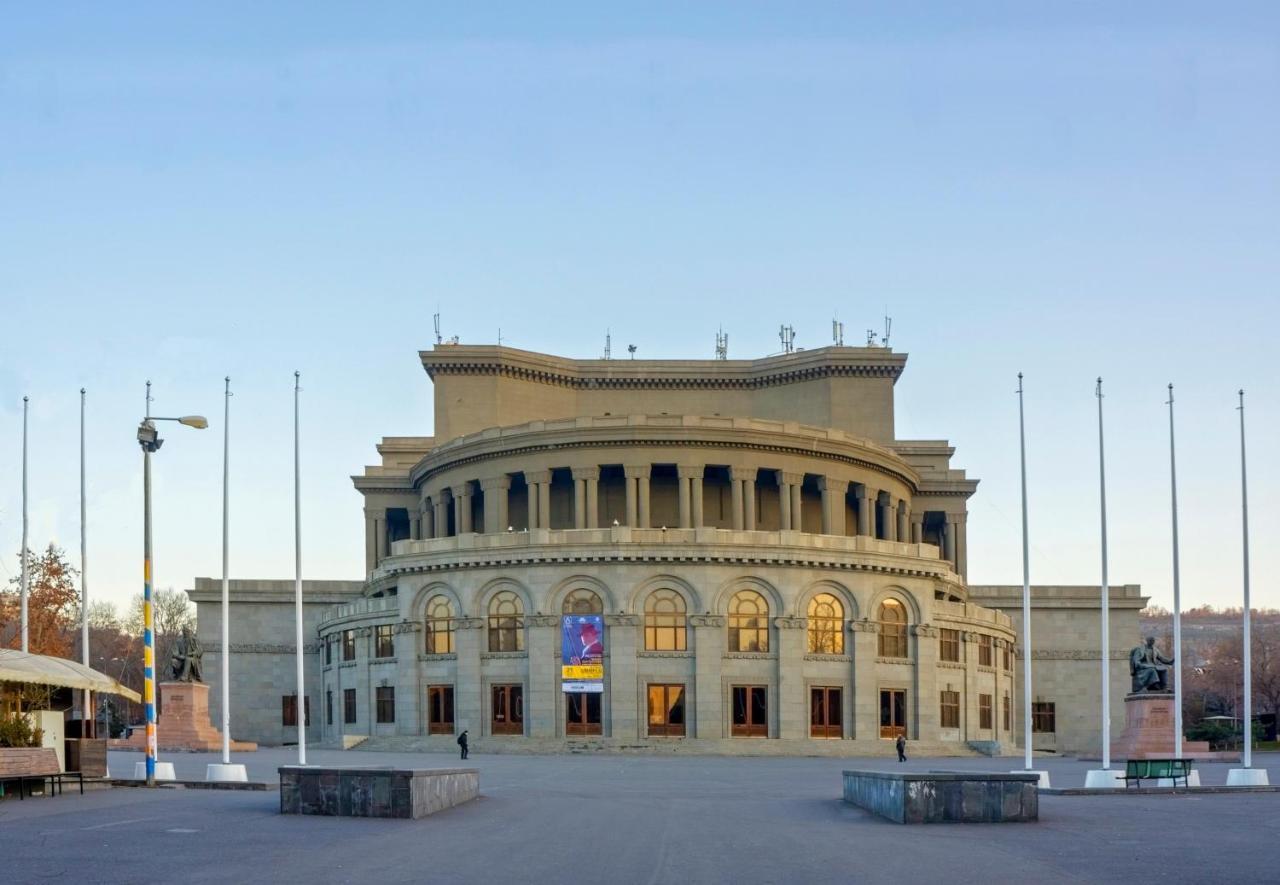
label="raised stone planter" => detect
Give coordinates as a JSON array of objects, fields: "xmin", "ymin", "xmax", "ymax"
[
  {"xmin": 843, "ymin": 770, "xmax": 1038, "ymax": 823},
  {"xmin": 279, "ymin": 766, "xmax": 478, "ymax": 819}
]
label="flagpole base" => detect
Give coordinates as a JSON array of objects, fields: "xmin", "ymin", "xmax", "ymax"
[
  {"xmin": 1011, "ymin": 769, "xmax": 1050, "ymax": 788},
  {"xmin": 135, "ymin": 761, "xmax": 175, "ymax": 781},
  {"xmin": 1084, "ymin": 769, "xmax": 1123, "ymax": 789},
  {"xmin": 206, "ymin": 763, "xmax": 249, "ymax": 783},
  {"xmin": 1226, "ymin": 768, "xmax": 1269, "ymax": 787}
]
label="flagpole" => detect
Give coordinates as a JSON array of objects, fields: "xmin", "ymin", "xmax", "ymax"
[
  {"xmin": 221, "ymin": 377, "xmax": 231, "ymax": 765},
  {"xmin": 1238, "ymin": 389, "xmax": 1251, "ymax": 770},
  {"xmin": 1017, "ymin": 373, "xmax": 1034, "ymax": 773},
  {"xmin": 294, "ymin": 371, "xmax": 306, "ymax": 766},
  {"xmin": 1097, "ymin": 378, "xmax": 1111, "ymax": 772},
  {"xmin": 81, "ymin": 388, "xmax": 90, "ymax": 733},
  {"xmin": 21, "ymin": 396, "xmax": 29, "ymax": 653},
  {"xmin": 1167, "ymin": 385, "xmax": 1183, "ymax": 758}
]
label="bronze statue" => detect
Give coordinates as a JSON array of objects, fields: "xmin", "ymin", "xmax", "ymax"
[
  {"xmin": 1129, "ymin": 636, "xmax": 1173, "ymax": 693},
  {"xmin": 169, "ymin": 626, "xmax": 204, "ymax": 683}
]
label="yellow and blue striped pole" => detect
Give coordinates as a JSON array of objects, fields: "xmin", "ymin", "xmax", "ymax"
[{"xmin": 143, "ymin": 441, "xmax": 158, "ymax": 786}]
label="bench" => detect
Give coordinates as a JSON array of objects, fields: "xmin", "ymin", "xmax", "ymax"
[
  {"xmin": 1124, "ymin": 758, "xmax": 1193, "ymax": 788},
  {"xmin": 0, "ymin": 748, "xmax": 84, "ymax": 799}
]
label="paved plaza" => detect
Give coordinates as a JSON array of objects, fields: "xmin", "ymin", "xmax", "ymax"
[{"xmin": 0, "ymin": 750, "xmax": 1277, "ymax": 884}]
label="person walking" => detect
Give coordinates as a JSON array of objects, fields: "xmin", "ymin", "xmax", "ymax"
[
  {"xmin": 895, "ymin": 734, "xmax": 907, "ymax": 763},
  {"xmin": 457, "ymin": 729, "xmax": 469, "ymax": 760}
]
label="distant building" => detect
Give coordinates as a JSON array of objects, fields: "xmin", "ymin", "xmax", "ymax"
[{"xmin": 190, "ymin": 343, "xmax": 1142, "ymax": 754}]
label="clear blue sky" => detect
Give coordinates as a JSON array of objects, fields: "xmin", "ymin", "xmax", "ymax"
[{"xmin": 2, "ymin": 2, "xmax": 1277, "ymax": 613}]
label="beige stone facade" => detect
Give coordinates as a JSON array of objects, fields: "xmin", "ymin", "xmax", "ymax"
[{"xmin": 190, "ymin": 343, "xmax": 1142, "ymax": 756}]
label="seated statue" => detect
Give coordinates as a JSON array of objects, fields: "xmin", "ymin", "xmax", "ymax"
[
  {"xmin": 169, "ymin": 626, "xmax": 204, "ymax": 683},
  {"xmin": 1129, "ymin": 636, "xmax": 1173, "ymax": 693}
]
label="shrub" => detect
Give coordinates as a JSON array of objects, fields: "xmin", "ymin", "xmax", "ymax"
[{"xmin": 0, "ymin": 713, "xmax": 45, "ymax": 748}]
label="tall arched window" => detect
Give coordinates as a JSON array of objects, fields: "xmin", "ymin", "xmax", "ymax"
[
  {"xmin": 562, "ymin": 588, "xmax": 604, "ymax": 614},
  {"xmin": 807, "ymin": 593, "xmax": 844, "ymax": 654},
  {"xmin": 488, "ymin": 590, "xmax": 525, "ymax": 652},
  {"xmin": 424, "ymin": 595, "xmax": 455, "ymax": 654},
  {"xmin": 644, "ymin": 589, "xmax": 687, "ymax": 651},
  {"xmin": 728, "ymin": 589, "xmax": 769, "ymax": 653},
  {"xmin": 878, "ymin": 598, "xmax": 908, "ymax": 658}
]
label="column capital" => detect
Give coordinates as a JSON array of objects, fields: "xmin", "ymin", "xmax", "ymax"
[
  {"xmin": 689, "ymin": 614, "xmax": 726, "ymax": 628},
  {"xmin": 912, "ymin": 623, "xmax": 939, "ymax": 638},
  {"xmin": 729, "ymin": 466, "xmax": 758, "ymax": 482},
  {"xmin": 853, "ymin": 484, "xmax": 868, "ymax": 500},
  {"xmin": 524, "ymin": 470, "xmax": 552, "ymax": 485},
  {"xmin": 677, "ymin": 465, "xmax": 703, "ymax": 479},
  {"xmin": 452, "ymin": 483, "xmax": 472, "ymax": 497},
  {"xmin": 480, "ymin": 475, "xmax": 511, "ymax": 491},
  {"xmin": 778, "ymin": 471, "xmax": 804, "ymax": 485},
  {"xmin": 947, "ymin": 511, "xmax": 968, "ymax": 524},
  {"xmin": 570, "ymin": 466, "xmax": 600, "ymax": 481},
  {"xmin": 623, "ymin": 464, "xmax": 651, "ymax": 479},
  {"xmin": 816, "ymin": 476, "xmax": 845, "ymax": 492}
]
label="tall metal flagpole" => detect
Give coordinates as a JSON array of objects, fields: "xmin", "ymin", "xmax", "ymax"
[
  {"xmin": 1017, "ymin": 374, "xmax": 1034, "ymax": 773},
  {"xmin": 143, "ymin": 380, "xmax": 157, "ymax": 786},
  {"xmin": 221, "ymin": 378, "xmax": 232, "ymax": 765},
  {"xmin": 81, "ymin": 388, "xmax": 90, "ymax": 734},
  {"xmin": 1167, "ymin": 385, "xmax": 1183, "ymax": 759},
  {"xmin": 1097, "ymin": 378, "xmax": 1111, "ymax": 772},
  {"xmin": 294, "ymin": 372, "xmax": 306, "ymax": 765},
  {"xmin": 21, "ymin": 396, "xmax": 29, "ymax": 653},
  {"xmin": 1238, "ymin": 390, "xmax": 1252, "ymax": 771}
]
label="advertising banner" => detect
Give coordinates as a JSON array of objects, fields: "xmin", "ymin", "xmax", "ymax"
[{"xmin": 562, "ymin": 614, "xmax": 605, "ymax": 691}]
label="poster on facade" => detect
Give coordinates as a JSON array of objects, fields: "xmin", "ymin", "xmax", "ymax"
[{"xmin": 562, "ymin": 614, "xmax": 604, "ymax": 692}]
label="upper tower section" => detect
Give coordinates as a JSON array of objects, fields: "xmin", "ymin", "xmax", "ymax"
[{"xmin": 420, "ymin": 344, "xmax": 908, "ymax": 446}]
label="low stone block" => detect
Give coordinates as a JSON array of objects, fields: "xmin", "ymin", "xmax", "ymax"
[
  {"xmin": 843, "ymin": 770, "xmax": 1039, "ymax": 824},
  {"xmin": 279, "ymin": 767, "xmax": 479, "ymax": 820}
]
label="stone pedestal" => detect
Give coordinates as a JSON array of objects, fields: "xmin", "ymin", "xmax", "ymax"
[
  {"xmin": 117, "ymin": 683, "xmax": 257, "ymax": 753},
  {"xmin": 1112, "ymin": 692, "xmax": 1210, "ymax": 760}
]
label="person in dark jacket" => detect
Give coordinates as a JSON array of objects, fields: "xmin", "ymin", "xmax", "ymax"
[
  {"xmin": 457, "ymin": 729, "xmax": 469, "ymax": 760},
  {"xmin": 895, "ymin": 734, "xmax": 907, "ymax": 763}
]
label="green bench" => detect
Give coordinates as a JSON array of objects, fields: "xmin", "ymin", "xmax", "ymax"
[{"xmin": 1123, "ymin": 758, "xmax": 1193, "ymax": 788}]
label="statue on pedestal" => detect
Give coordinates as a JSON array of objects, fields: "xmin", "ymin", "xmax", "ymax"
[
  {"xmin": 169, "ymin": 626, "xmax": 204, "ymax": 683},
  {"xmin": 1129, "ymin": 636, "xmax": 1173, "ymax": 693}
]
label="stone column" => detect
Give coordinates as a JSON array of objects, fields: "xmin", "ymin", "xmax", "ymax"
[
  {"xmin": 454, "ymin": 618, "xmax": 484, "ymax": 736},
  {"xmin": 410, "ymin": 515, "xmax": 421, "ymax": 541},
  {"xmin": 896, "ymin": 501, "xmax": 909, "ymax": 544},
  {"xmin": 944, "ymin": 514, "xmax": 958, "ymax": 568},
  {"xmin": 690, "ymin": 471, "xmax": 704, "ymax": 528},
  {"xmin": 962, "ymin": 631, "xmax": 979, "ymax": 740},
  {"xmin": 728, "ymin": 468, "xmax": 749, "ymax": 531},
  {"xmin": 677, "ymin": 466, "xmax": 698, "ymax": 528},
  {"xmin": 910, "ymin": 510, "xmax": 924, "ymax": 545},
  {"xmin": 851, "ymin": 621, "xmax": 879, "ymax": 741},
  {"xmin": 624, "ymin": 465, "xmax": 649, "ymax": 528},
  {"xmin": 779, "ymin": 471, "xmax": 802, "ymax": 531},
  {"xmin": 433, "ymin": 497, "xmax": 448, "ymax": 538},
  {"xmin": 744, "ymin": 474, "xmax": 757, "ymax": 531},
  {"xmin": 606, "ymin": 614, "xmax": 640, "ymax": 739},
  {"xmin": 455, "ymin": 486, "xmax": 473, "ymax": 534},
  {"xmin": 691, "ymin": 615, "xmax": 725, "ymax": 738},
  {"xmin": 573, "ymin": 477, "xmax": 586, "ymax": 529},
  {"xmin": 955, "ymin": 513, "xmax": 969, "ymax": 581},
  {"xmin": 422, "ymin": 500, "xmax": 435, "ymax": 541},
  {"xmin": 573, "ymin": 467, "xmax": 600, "ymax": 529},
  {"xmin": 375, "ymin": 515, "xmax": 388, "ymax": 563},
  {"xmin": 776, "ymin": 617, "xmax": 807, "ymax": 739},
  {"xmin": 789, "ymin": 480, "xmax": 803, "ymax": 532},
  {"xmin": 912, "ymin": 624, "xmax": 939, "ymax": 741},
  {"xmin": 856, "ymin": 486, "xmax": 873, "ymax": 537},
  {"xmin": 778, "ymin": 471, "xmax": 792, "ymax": 532},
  {"xmin": 364, "ymin": 513, "xmax": 377, "ymax": 573},
  {"xmin": 818, "ymin": 477, "xmax": 844, "ymax": 536},
  {"xmin": 623, "ymin": 469, "xmax": 639, "ymax": 527},
  {"xmin": 526, "ymin": 615, "xmax": 557, "ymax": 738},
  {"xmin": 481, "ymin": 476, "xmax": 510, "ymax": 533},
  {"xmin": 883, "ymin": 497, "xmax": 898, "ymax": 542}
]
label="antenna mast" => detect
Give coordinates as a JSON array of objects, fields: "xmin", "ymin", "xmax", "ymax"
[
  {"xmin": 779, "ymin": 324, "xmax": 795, "ymax": 354},
  {"xmin": 715, "ymin": 329, "xmax": 728, "ymax": 360},
  {"xmin": 832, "ymin": 319, "xmax": 844, "ymax": 346},
  {"xmin": 603, "ymin": 330, "xmax": 612, "ymax": 360},
  {"xmin": 433, "ymin": 312, "xmax": 442, "ymax": 345}
]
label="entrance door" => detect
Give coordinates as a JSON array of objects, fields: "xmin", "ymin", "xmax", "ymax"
[
  {"xmin": 810, "ymin": 686, "xmax": 842, "ymax": 739},
  {"xmin": 647, "ymin": 684, "xmax": 686, "ymax": 737},
  {"xmin": 491, "ymin": 684, "xmax": 524, "ymax": 735},
  {"xmin": 427, "ymin": 685, "xmax": 454, "ymax": 735},
  {"xmin": 565, "ymin": 692, "xmax": 603, "ymax": 736},
  {"xmin": 879, "ymin": 689, "xmax": 907, "ymax": 739},
  {"xmin": 731, "ymin": 685, "xmax": 768, "ymax": 737}
]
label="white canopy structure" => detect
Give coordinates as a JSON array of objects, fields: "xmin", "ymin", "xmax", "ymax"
[{"xmin": 0, "ymin": 648, "xmax": 141, "ymax": 703}]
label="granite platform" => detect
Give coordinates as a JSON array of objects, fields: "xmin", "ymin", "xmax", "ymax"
[
  {"xmin": 843, "ymin": 769, "xmax": 1039, "ymax": 823},
  {"xmin": 279, "ymin": 766, "xmax": 478, "ymax": 819}
]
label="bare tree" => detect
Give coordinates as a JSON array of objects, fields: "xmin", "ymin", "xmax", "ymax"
[{"xmin": 128, "ymin": 588, "xmax": 195, "ymax": 680}]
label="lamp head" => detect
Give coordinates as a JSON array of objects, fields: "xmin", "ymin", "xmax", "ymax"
[{"xmin": 178, "ymin": 415, "xmax": 209, "ymax": 429}]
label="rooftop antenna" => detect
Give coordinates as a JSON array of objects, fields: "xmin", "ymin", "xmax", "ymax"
[
  {"xmin": 604, "ymin": 330, "xmax": 612, "ymax": 360},
  {"xmin": 832, "ymin": 319, "xmax": 844, "ymax": 347},
  {"xmin": 715, "ymin": 328, "xmax": 728, "ymax": 360},
  {"xmin": 779, "ymin": 324, "xmax": 795, "ymax": 354},
  {"xmin": 497, "ymin": 327, "xmax": 503, "ymax": 346},
  {"xmin": 883, "ymin": 312, "xmax": 892, "ymax": 348},
  {"xmin": 866, "ymin": 327, "xmax": 878, "ymax": 347},
  {"xmin": 627, "ymin": 344, "xmax": 637, "ymax": 359},
  {"xmin": 433, "ymin": 312, "xmax": 442, "ymax": 345}
]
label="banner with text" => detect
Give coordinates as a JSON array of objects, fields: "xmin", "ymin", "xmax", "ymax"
[{"xmin": 562, "ymin": 614, "xmax": 605, "ymax": 692}]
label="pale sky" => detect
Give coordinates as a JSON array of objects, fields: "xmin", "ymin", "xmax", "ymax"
[{"xmin": 2, "ymin": 3, "xmax": 1277, "ymax": 613}]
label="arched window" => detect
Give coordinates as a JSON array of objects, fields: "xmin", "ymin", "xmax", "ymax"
[
  {"xmin": 488, "ymin": 590, "xmax": 525, "ymax": 652},
  {"xmin": 424, "ymin": 595, "xmax": 455, "ymax": 654},
  {"xmin": 728, "ymin": 589, "xmax": 769, "ymax": 653},
  {"xmin": 807, "ymin": 593, "xmax": 844, "ymax": 654},
  {"xmin": 644, "ymin": 589, "xmax": 687, "ymax": 651},
  {"xmin": 562, "ymin": 588, "xmax": 604, "ymax": 615},
  {"xmin": 878, "ymin": 598, "xmax": 908, "ymax": 658}
]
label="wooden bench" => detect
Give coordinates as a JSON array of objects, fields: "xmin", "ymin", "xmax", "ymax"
[
  {"xmin": 1124, "ymin": 758, "xmax": 1193, "ymax": 788},
  {"xmin": 0, "ymin": 748, "xmax": 84, "ymax": 799}
]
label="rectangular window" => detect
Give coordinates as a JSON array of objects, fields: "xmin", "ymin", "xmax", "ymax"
[
  {"xmin": 375, "ymin": 624, "xmax": 395, "ymax": 659},
  {"xmin": 282, "ymin": 695, "xmax": 310, "ymax": 727},
  {"xmin": 427, "ymin": 685, "xmax": 455, "ymax": 735},
  {"xmin": 342, "ymin": 630, "xmax": 356, "ymax": 661},
  {"xmin": 938, "ymin": 629, "xmax": 960, "ymax": 663},
  {"xmin": 978, "ymin": 635, "xmax": 993, "ymax": 667},
  {"xmin": 979, "ymin": 693, "xmax": 993, "ymax": 730},
  {"xmin": 647, "ymin": 684, "xmax": 686, "ymax": 737},
  {"xmin": 1002, "ymin": 693, "xmax": 1011, "ymax": 732},
  {"xmin": 376, "ymin": 686, "xmax": 395, "ymax": 723},
  {"xmin": 1002, "ymin": 645, "xmax": 1012, "ymax": 671},
  {"xmin": 1032, "ymin": 702, "xmax": 1056, "ymax": 734},
  {"xmin": 939, "ymin": 690, "xmax": 960, "ymax": 729},
  {"xmin": 324, "ymin": 638, "xmax": 332, "ymax": 666},
  {"xmin": 344, "ymin": 688, "xmax": 357, "ymax": 724},
  {"xmin": 326, "ymin": 690, "xmax": 333, "ymax": 726},
  {"xmin": 730, "ymin": 685, "xmax": 768, "ymax": 737}
]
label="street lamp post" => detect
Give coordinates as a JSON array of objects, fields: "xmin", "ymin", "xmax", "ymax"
[{"xmin": 137, "ymin": 400, "xmax": 207, "ymax": 787}]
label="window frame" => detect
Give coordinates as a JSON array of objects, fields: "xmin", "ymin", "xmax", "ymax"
[
  {"xmin": 979, "ymin": 693, "xmax": 993, "ymax": 730},
  {"xmin": 375, "ymin": 686, "xmax": 396, "ymax": 724},
  {"xmin": 806, "ymin": 593, "xmax": 844, "ymax": 655},
  {"xmin": 877, "ymin": 599, "xmax": 909, "ymax": 659},
  {"xmin": 939, "ymin": 689, "xmax": 961, "ymax": 729},
  {"xmin": 487, "ymin": 591, "xmax": 525, "ymax": 653},
  {"xmin": 341, "ymin": 629, "xmax": 356, "ymax": 662},
  {"xmin": 427, "ymin": 684, "xmax": 455, "ymax": 735},
  {"xmin": 374, "ymin": 624, "xmax": 395, "ymax": 659},
  {"xmin": 644, "ymin": 589, "xmax": 688, "ymax": 652},
  {"xmin": 425, "ymin": 595, "xmax": 456, "ymax": 655},
  {"xmin": 1032, "ymin": 702, "xmax": 1056, "ymax": 734},
  {"xmin": 978, "ymin": 634, "xmax": 993, "ymax": 667},
  {"xmin": 647, "ymin": 683, "xmax": 687, "ymax": 737},
  {"xmin": 343, "ymin": 688, "xmax": 357, "ymax": 724},
  {"xmin": 728, "ymin": 590, "xmax": 770, "ymax": 653},
  {"xmin": 938, "ymin": 628, "xmax": 960, "ymax": 663}
]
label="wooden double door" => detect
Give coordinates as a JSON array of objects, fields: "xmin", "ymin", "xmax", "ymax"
[
  {"xmin": 491, "ymin": 684, "xmax": 524, "ymax": 735},
  {"xmin": 565, "ymin": 692, "xmax": 603, "ymax": 736},
  {"xmin": 879, "ymin": 689, "xmax": 907, "ymax": 739},
  {"xmin": 810, "ymin": 686, "xmax": 843, "ymax": 739}
]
